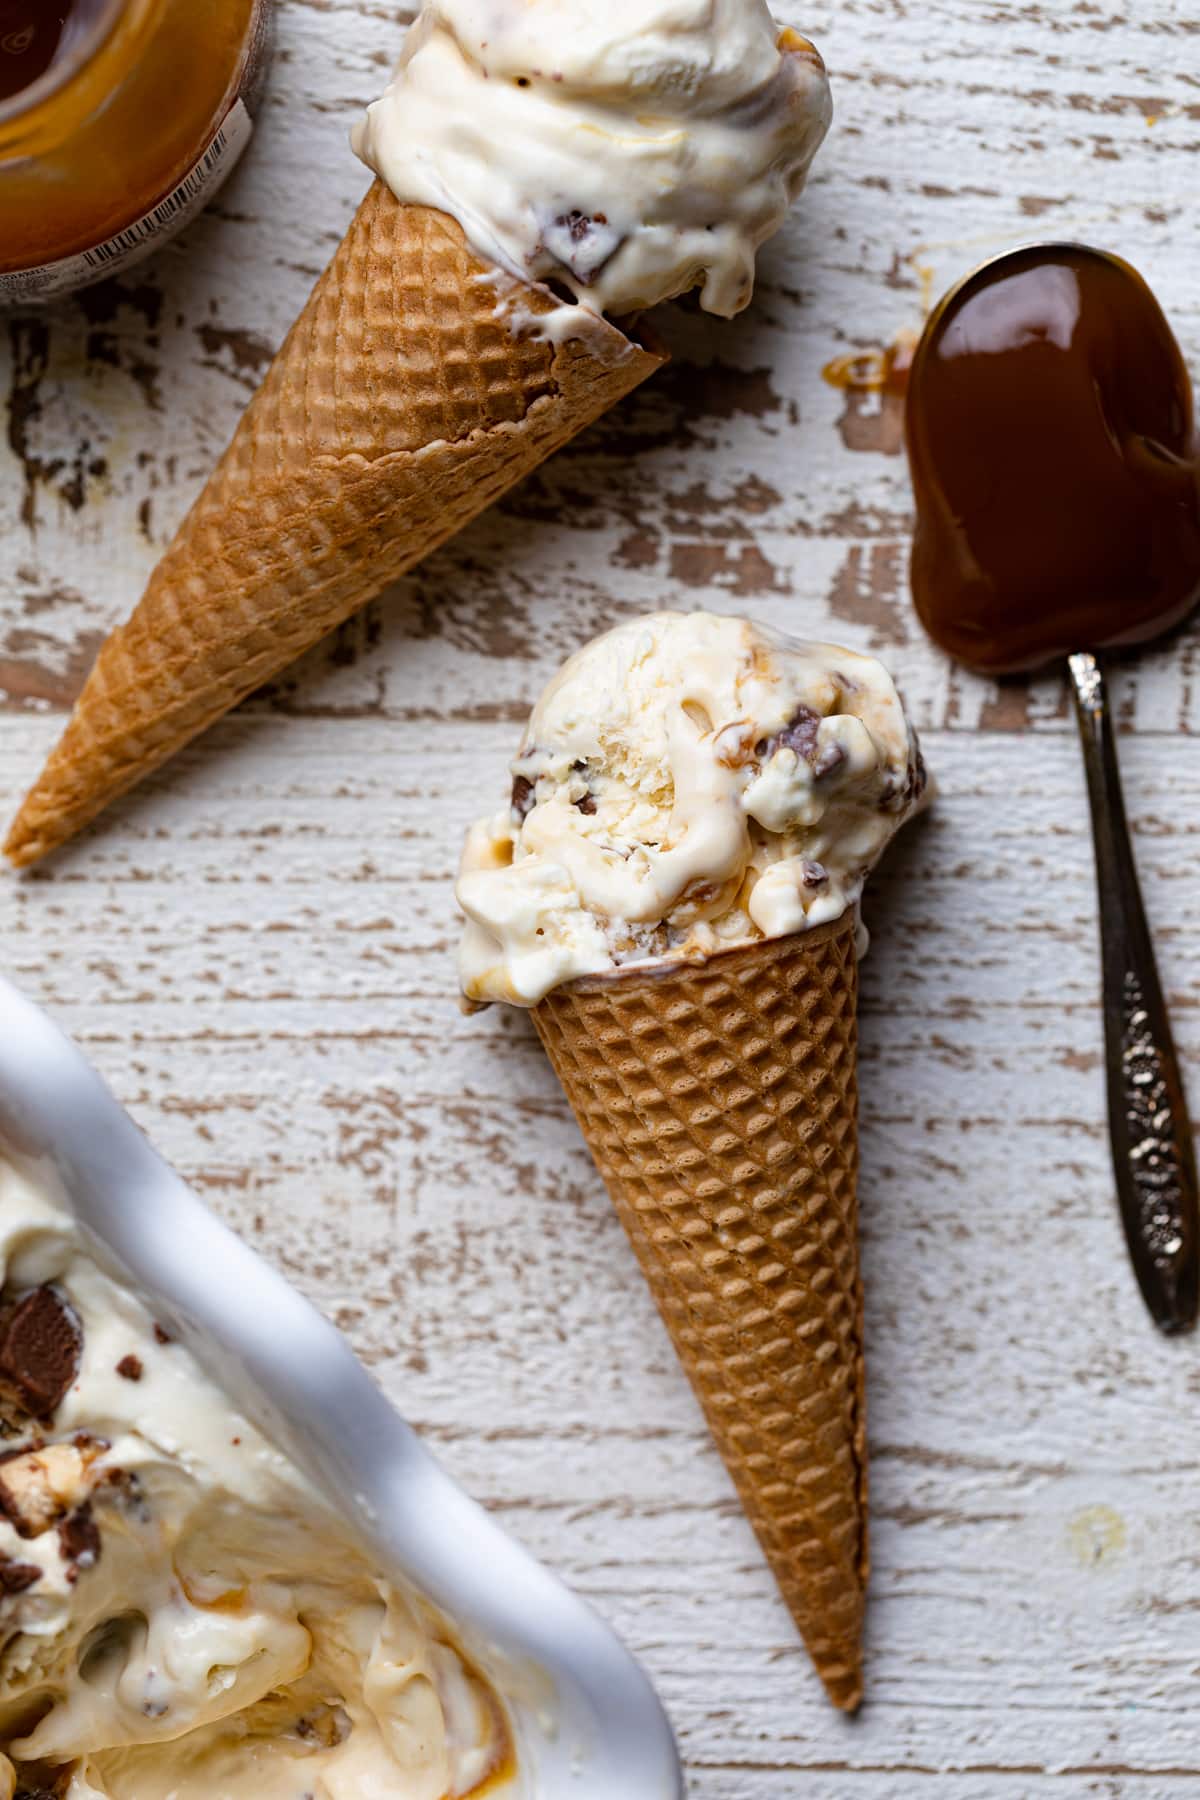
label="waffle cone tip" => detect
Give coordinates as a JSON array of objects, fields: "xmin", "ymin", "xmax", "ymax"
[{"xmin": 821, "ymin": 1653, "xmax": 864, "ymax": 1714}]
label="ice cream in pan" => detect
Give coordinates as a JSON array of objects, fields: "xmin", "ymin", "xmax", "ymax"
[
  {"xmin": 0, "ymin": 977, "xmax": 685, "ymax": 1799},
  {"xmin": 0, "ymin": 1162, "xmax": 508, "ymax": 1799},
  {"xmin": 458, "ymin": 611, "xmax": 927, "ymax": 1709},
  {"xmin": 5, "ymin": 0, "xmax": 833, "ymax": 868}
]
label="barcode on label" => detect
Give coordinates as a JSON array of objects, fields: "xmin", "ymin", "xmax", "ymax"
[
  {"xmin": 0, "ymin": 98, "xmax": 254, "ymax": 303},
  {"xmin": 82, "ymin": 126, "xmax": 233, "ymax": 268}
]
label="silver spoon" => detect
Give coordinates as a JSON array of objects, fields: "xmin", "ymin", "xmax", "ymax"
[
  {"xmin": 906, "ymin": 241, "xmax": 1200, "ymax": 1332},
  {"xmin": 1066, "ymin": 651, "xmax": 1198, "ymax": 1330}
]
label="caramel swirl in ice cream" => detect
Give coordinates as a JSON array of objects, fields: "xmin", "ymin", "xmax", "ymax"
[{"xmin": 458, "ymin": 611, "xmax": 925, "ymax": 1006}]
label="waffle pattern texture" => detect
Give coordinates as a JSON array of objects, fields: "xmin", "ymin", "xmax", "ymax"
[
  {"xmin": 6, "ymin": 182, "xmax": 662, "ymax": 867},
  {"xmin": 533, "ymin": 913, "xmax": 867, "ymax": 1710}
]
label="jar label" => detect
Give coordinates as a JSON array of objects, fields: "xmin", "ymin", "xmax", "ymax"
[{"xmin": 0, "ymin": 98, "xmax": 254, "ymax": 304}]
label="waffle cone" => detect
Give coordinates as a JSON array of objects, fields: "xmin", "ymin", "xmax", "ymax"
[
  {"xmin": 532, "ymin": 912, "xmax": 867, "ymax": 1710},
  {"xmin": 5, "ymin": 182, "xmax": 663, "ymax": 868}
]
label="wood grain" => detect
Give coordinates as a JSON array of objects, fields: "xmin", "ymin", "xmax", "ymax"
[{"xmin": 4, "ymin": 2, "xmax": 1200, "ymax": 1793}]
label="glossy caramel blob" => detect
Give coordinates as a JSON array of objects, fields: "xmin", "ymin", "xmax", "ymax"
[{"xmin": 906, "ymin": 244, "xmax": 1200, "ymax": 673}]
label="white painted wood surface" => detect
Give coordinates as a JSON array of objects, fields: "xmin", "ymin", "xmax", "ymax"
[{"xmin": 3, "ymin": 1, "xmax": 1200, "ymax": 1792}]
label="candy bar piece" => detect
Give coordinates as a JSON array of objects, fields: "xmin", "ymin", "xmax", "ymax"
[
  {"xmin": 0, "ymin": 1443, "xmax": 99, "ymax": 1541},
  {"xmin": 0, "ymin": 1291, "xmax": 83, "ymax": 1426}
]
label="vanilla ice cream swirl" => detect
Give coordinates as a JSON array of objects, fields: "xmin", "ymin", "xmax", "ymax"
[
  {"xmin": 458, "ymin": 612, "xmax": 927, "ymax": 1006},
  {"xmin": 0, "ymin": 1163, "xmax": 509, "ymax": 1800},
  {"xmin": 352, "ymin": 0, "xmax": 832, "ymax": 319}
]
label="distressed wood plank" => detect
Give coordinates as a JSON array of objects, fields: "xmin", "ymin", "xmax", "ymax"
[
  {"xmin": 5, "ymin": 2, "xmax": 1200, "ymax": 738},
  {"xmin": 4, "ymin": 1, "xmax": 1200, "ymax": 1792},
  {"xmin": 4, "ymin": 716, "xmax": 1200, "ymax": 1789}
]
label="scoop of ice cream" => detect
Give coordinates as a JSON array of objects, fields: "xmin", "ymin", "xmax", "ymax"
[
  {"xmin": 457, "ymin": 611, "xmax": 926, "ymax": 1006},
  {"xmin": 352, "ymin": 0, "xmax": 832, "ymax": 320},
  {"xmin": 0, "ymin": 1162, "xmax": 509, "ymax": 1800}
]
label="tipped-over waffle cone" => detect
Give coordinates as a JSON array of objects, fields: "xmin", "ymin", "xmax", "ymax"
[
  {"xmin": 532, "ymin": 911, "xmax": 867, "ymax": 1710},
  {"xmin": 5, "ymin": 181, "xmax": 663, "ymax": 868}
]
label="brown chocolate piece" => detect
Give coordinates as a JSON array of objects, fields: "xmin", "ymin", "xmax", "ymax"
[
  {"xmin": 13, "ymin": 1763, "xmax": 73, "ymax": 1799},
  {"xmin": 0, "ymin": 1288, "xmax": 82, "ymax": 1425},
  {"xmin": 906, "ymin": 244, "xmax": 1200, "ymax": 673},
  {"xmin": 152, "ymin": 1323, "xmax": 172, "ymax": 1345},
  {"xmin": 541, "ymin": 209, "xmax": 622, "ymax": 284},
  {"xmin": 57, "ymin": 1503, "xmax": 101, "ymax": 1577},
  {"xmin": 510, "ymin": 775, "xmax": 535, "ymax": 821},
  {"xmin": 0, "ymin": 1553, "xmax": 42, "ymax": 1595},
  {"xmin": 96, "ymin": 1465, "xmax": 150, "ymax": 1526},
  {"xmin": 569, "ymin": 759, "xmax": 598, "ymax": 815},
  {"xmin": 115, "ymin": 1355, "xmax": 143, "ymax": 1383},
  {"xmin": 757, "ymin": 705, "xmax": 821, "ymax": 763},
  {"xmin": 880, "ymin": 741, "xmax": 928, "ymax": 816}
]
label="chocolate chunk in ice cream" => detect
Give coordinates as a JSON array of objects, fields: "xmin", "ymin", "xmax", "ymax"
[
  {"xmin": 540, "ymin": 210, "xmax": 623, "ymax": 284},
  {"xmin": 58, "ymin": 1504, "xmax": 101, "ymax": 1580},
  {"xmin": 757, "ymin": 707, "xmax": 849, "ymax": 781},
  {"xmin": 813, "ymin": 741, "xmax": 846, "ymax": 780},
  {"xmin": 294, "ymin": 1704, "xmax": 353, "ymax": 1749},
  {"xmin": 0, "ymin": 1553, "xmax": 42, "ymax": 1596},
  {"xmin": 0, "ymin": 1288, "xmax": 83, "ymax": 1425},
  {"xmin": 757, "ymin": 705, "xmax": 821, "ymax": 762},
  {"xmin": 571, "ymin": 760, "xmax": 598, "ymax": 815},
  {"xmin": 880, "ymin": 741, "xmax": 928, "ymax": 815}
]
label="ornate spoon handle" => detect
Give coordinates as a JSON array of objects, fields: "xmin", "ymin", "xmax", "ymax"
[{"xmin": 1067, "ymin": 651, "xmax": 1199, "ymax": 1332}]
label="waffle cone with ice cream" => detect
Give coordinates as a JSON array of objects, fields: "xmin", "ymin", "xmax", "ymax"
[
  {"xmin": 3, "ymin": 187, "xmax": 661, "ymax": 868},
  {"xmin": 5, "ymin": 0, "xmax": 832, "ymax": 868},
  {"xmin": 458, "ymin": 613, "xmax": 926, "ymax": 1709}
]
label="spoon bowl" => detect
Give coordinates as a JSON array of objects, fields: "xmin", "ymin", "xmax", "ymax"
[{"xmin": 907, "ymin": 241, "xmax": 1200, "ymax": 674}]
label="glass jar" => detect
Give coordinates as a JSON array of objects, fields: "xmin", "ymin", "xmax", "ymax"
[{"xmin": 0, "ymin": 0, "xmax": 272, "ymax": 303}]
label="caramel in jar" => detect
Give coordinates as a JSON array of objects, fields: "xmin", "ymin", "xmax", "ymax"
[{"xmin": 0, "ymin": 0, "xmax": 271, "ymax": 301}]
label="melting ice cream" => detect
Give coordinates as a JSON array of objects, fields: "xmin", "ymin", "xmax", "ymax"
[
  {"xmin": 353, "ymin": 0, "xmax": 832, "ymax": 319},
  {"xmin": 0, "ymin": 1161, "xmax": 509, "ymax": 1800},
  {"xmin": 458, "ymin": 611, "xmax": 926, "ymax": 1006}
]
